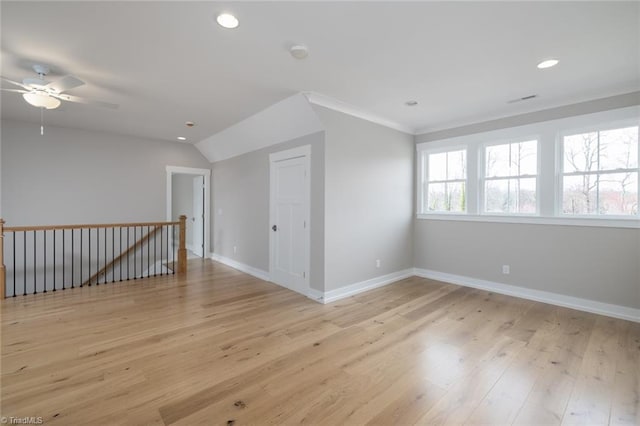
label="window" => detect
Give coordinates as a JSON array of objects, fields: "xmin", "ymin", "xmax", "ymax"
[
  {"xmin": 483, "ymin": 140, "xmax": 538, "ymax": 214},
  {"xmin": 421, "ymin": 148, "xmax": 467, "ymax": 213},
  {"xmin": 415, "ymin": 106, "xmax": 639, "ymax": 227},
  {"xmin": 561, "ymin": 126, "xmax": 639, "ymax": 216}
]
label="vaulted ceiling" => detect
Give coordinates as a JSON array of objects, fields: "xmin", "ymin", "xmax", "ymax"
[{"xmin": 1, "ymin": 1, "xmax": 638, "ymax": 143}]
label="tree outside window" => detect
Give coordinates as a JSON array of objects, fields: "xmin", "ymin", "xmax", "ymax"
[
  {"xmin": 562, "ymin": 126, "xmax": 639, "ymax": 215},
  {"xmin": 424, "ymin": 149, "xmax": 467, "ymax": 213},
  {"xmin": 484, "ymin": 140, "xmax": 538, "ymax": 214}
]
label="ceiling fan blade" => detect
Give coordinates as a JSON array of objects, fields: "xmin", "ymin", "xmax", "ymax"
[
  {"xmin": 1, "ymin": 76, "xmax": 30, "ymax": 90},
  {"xmin": 46, "ymin": 75, "xmax": 85, "ymax": 93},
  {"xmin": 52, "ymin": 93, "xmax": 118, "ymax": 109},
  {"xmin": 1, "ymin": 88, "xmax": 28, "ymax": 94}
]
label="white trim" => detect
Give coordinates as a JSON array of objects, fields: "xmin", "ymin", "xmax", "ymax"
[
  {"xmin": 414, "ymin": 268, "xmax": 640, "ymax": 323},
  {"xmin": 304, "ymin": 91, "xmax": 415, "ymax": 135},
  {"xmin": 479, "ymin": 138, "xmax": 541, "ymax": 215},
  {"xmin": 269, "ymin": 145, "xmax": 311, "ymax": 295},
  {"xmin": 415, "ymin": 106, "xmax": 640, "ymax": 225},
  {"xmin": 557, "ymin": 123, "xmax": 639, "ymax": 219},
  {"xmin": 307, "ymin": 288, "xmax": 325, "ymax": 303},
  {"xmin": 166, "ymin": 166, "xmax": 211, "ymax": 257},
  {"xmin": 269, "ymin": 144, "xmax": 311, "ymax": 163},
  {"xmin": 210, "ymin": 252, "xmax": 270, "ymax": 282},
  {"xmin": 317, "ymin": 269, "xmax": 415, "ymax": 304},
  {"xmin": 414, "ymin": 93, "xmax": 640, "ymax": 135},
  {"xmin": 416, "ymin": 213, "xmax": 640, "ymax": 228},
  {"xmin": 418, "ymin": 146, "xmax": 469, "ymax": 214},
  {"xmin": 165, "ymin": 166, "xmax": 211, "ymax": 176}
]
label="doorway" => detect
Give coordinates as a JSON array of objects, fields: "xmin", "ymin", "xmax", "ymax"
[
  {"xmin": 166, "ymin": 166, "xmax": 211, "ymax": 258},
  {"xmin": 269, "ymin": 145, "xmax": 310, "ymax": 296}
]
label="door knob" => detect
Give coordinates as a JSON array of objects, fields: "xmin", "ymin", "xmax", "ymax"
[{"xmin": 272, "ymin": 225, "xmax": 277, "ymax": 232}]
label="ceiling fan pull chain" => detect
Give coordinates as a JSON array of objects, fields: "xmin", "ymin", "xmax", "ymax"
[{"xmin": 40, "ymin": 107, "xmax": 44, "ymax": 136}]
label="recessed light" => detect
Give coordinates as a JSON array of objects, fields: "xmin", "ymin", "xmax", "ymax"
[
  {"xmin": 537, "ymin": 59, "xmax": 559, "ymax": 69},
  {"xmin": 405, "ymin": 100, "xmax": 418, "ymax": 106},
  {"xmin": 177, "ymin": 136, "xmax": 186, "ymax": 141},
  {"xmin": 216, "ymin": 13, "xmax": 239, "ymax": 29}
]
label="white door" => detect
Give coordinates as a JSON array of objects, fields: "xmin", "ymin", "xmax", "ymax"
[
  {"xmin": 192, "ymin": 176, "xmax": 204, "ymax": 257},
  {"xmin": 269, "ymin": 146, "xmax": 310, "ymax": 295}
]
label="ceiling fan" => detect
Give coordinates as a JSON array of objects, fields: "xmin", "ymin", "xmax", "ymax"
[{"xmin": 1, "ymin": 64, "xmax": 118, "ymax": 110}]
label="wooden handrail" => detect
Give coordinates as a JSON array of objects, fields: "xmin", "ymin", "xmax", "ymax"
[
  {"xmin": 178, "ymin": 215, "xmax": 187, "ymax": 274},
  {"xmin": 4, "ymin": 220, "xmax": 180, "ymax": 232},
  {"xmin": 82, "ymin": 225, "xmax": 164, "ymax": 287},
  {"xmin": 0, "ymin": 219, "xmax": 5, "ymax": 299},
  {"xmin": 0, "ymin": 216, "xmax": 188, "ymax": 298}
]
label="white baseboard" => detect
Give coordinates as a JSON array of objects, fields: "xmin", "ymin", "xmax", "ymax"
[
  {"xmin": 210, "ymin": 253, "xmax": 270, "ymax": 282},
  {"xmin": 204, "ymin": 255, "xmax": 639, "ymax": 322},
  {"xmin": 414, "ymin": 268, "xmax": 640, "ymax": 323},
  {"xmin": 317, "ymin": 269, "xmax": 415, "ymax": 304},
  {"xmin": 307, "ymin": 288, "xmax": 325, "ymax": 303}
]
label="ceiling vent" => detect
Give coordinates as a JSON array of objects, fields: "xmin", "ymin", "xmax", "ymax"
[{"xmin": 507, "ymin": 94, "xmax": 538, "ymax": 104}]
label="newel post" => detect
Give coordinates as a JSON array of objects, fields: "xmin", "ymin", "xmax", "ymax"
[
  {"xmin": 178, "ymin": 215, "xmax": 187, "ymax": 274},
  {"xmin": 0, "ymin": 219, "xmax": 5, "ymax": 299}
]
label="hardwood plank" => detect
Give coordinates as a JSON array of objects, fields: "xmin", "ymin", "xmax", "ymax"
[
  {"xmin": 1, "ymin": 259, "xmax": 637, "ymax": 425},
  {"xmin": 512, "ymin": 309, "xmax": 597, "ymax": 425},
  {"xmin": 610, "ymin": 321, "xmax": 640, "ymax": 425}
]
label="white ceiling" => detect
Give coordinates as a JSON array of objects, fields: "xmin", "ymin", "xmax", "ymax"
[{"xmin": 1, "ymin": 1, "xmax": 638, "ymax": 143}]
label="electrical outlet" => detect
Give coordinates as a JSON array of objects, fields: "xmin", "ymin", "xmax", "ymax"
[
  {"xmin": 233, "ymin": 246, "xmax": 237, "ymax": 254},
  {"xmin": 375, "ymin": 259, "xmax": 381, "ymax": 268},
  {"xmin": 502, "ymin": 265, "xmax": 510, "ymax": 274}
]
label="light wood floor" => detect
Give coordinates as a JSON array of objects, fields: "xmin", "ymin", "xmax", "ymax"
[{"xmin": 1, "ymin": 259, "xmax": 638, "ymax": 425}]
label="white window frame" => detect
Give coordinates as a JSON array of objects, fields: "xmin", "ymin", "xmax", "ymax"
[
  {"xmin": 418, "ymin": 145, "xmax": 468, "ymax": 215},
  {"xmin": 415, "ymin": 105, "xmax": 640, "ymax": 229},
  {"xmin": 557, "ymin": 119, "xmax": 640, "ymax": 219},
  {"xmin": 479, "ymin": 137, "xmax": 541, "ymax": 216}
]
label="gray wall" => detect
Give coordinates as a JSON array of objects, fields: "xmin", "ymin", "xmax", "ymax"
[
  {"xmin": 415, "ymin": 220, "xmax": 639, "ymax": 309},
  {"xmin": 1, "ymin": 119, "xmax": 210, "ymax": 225},
  {"xmin": 211, "ymin": 132, "xmax": 325, "ymax": 291},
  {"xmin": 414, "ymin": 93, "xmax": 640, "ymax": 310},
  {"xmin": 417, "ymin": 91, "xmax": 640, "ymax": 143},
  {"xmin": 313, "ymin": 106, "xmax": 414, "ymax": 291},
  {"xmin": 171, "ymin": 174, "xmax": 194, "ymax": 246}
]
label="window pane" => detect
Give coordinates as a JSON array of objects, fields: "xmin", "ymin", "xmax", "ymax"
[
  {"xmin": 447, "ymin": 182, "xmax": 466, "ymax": 212},
  {"xmin": 485, "ymin": 179, "xmax": 509, "ymax": 213},
  {"xmin": 563, "ymin": 174, "xmax": 598, "ymax": 215},
  {"xmin": 563, "ymin": 132, "xmax": 598, "ymax": 173},
  {"xmin": 486, "ymin": 144, "xmax": 510, "ymax": 177},
  {"xmin": 599, "ymin": 126, "xmax": 639, "ymax": 171},
  {"xmin": 428, "ymin": 152, "xmax": 447, "ymax": 181},
  {"xmin": 515, "ymin": 177, "xmax": 537, "ymax": 213},
  {"xmin": 598, "ymin": 172, "xmax": 638, "ymax": 215},
  {"xmin": 513, "ymin": 140, "xmax": 537, "ymax": 176},
  {"xmin": 447, "ymin": 150, "xmax": 466, "ymax": 180},
  {"xmin": 427, "ymin": 183, "xmax": 446, "ymax": 211}
]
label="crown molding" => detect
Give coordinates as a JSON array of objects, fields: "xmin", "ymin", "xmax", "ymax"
[{"xmin": 304, "ymin": 91, "xmax": 415, "ymax": 135}]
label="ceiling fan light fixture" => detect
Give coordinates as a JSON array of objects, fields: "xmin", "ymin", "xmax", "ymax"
[{"xmin": 22, "ymin": 92, "xmax": 61, "ymax": 109}]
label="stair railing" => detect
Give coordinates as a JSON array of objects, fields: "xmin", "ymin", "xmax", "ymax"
[{"xmin": 0, "ymin": 215, "xmax": 187, "ymax": 298}]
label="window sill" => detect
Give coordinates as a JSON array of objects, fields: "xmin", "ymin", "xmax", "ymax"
[{"xmin": 415, "ymin": 213, "xmax": 640, "ymax": 229}]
